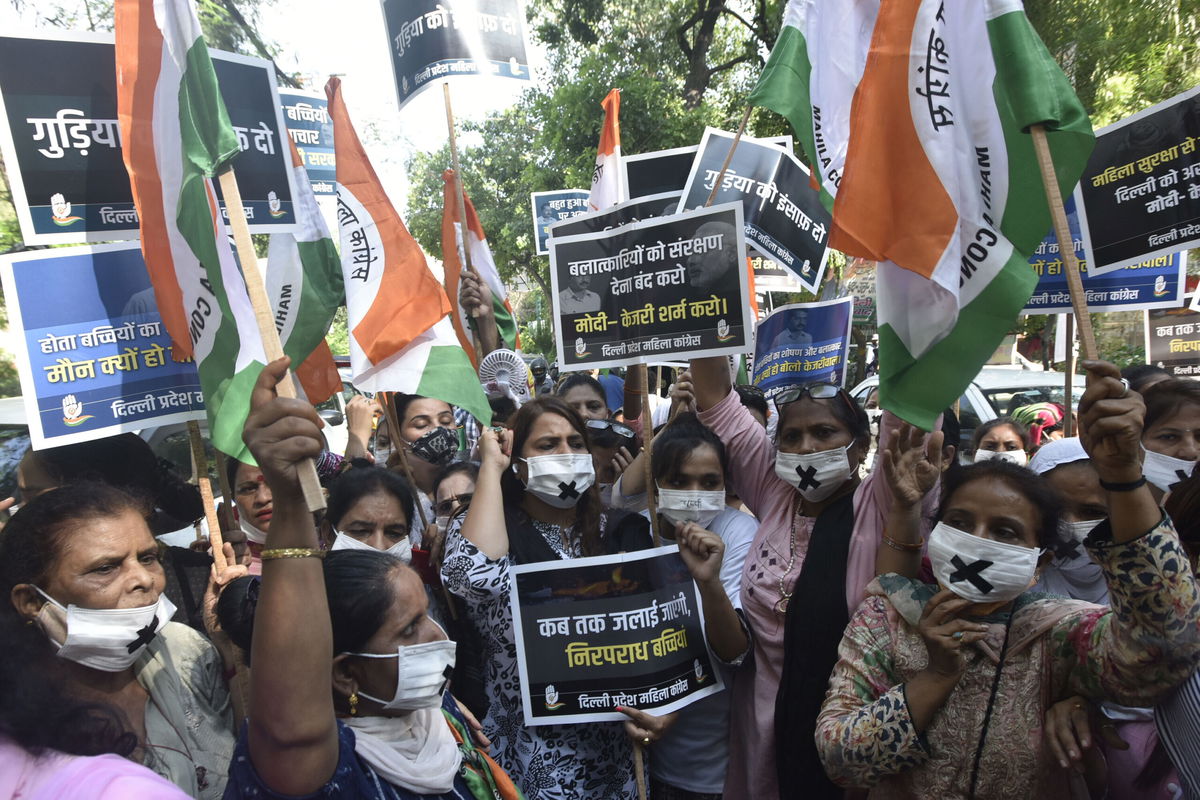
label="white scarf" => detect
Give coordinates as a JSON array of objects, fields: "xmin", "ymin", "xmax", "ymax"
[
  {"xmin": 239, "ymin": 517, "xmax": 269, "ymax": 545},
  {"xmin": 343, "ymin": 708, "xmax": 462, "ymax": 794}
]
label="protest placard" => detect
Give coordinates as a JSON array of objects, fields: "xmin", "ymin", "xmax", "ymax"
[
  {"xmin": 680, "ymin": 128, "xmax": 831, "ymax": 294},
  {"xmin": 752, "ymin": 298, "xmax": 854, "ymax": 400},
  {"xmin": 0, "ymin": 32, "xmax": 297, "ymax": 245},
  {"xmin": 0, "ymin": 243, "xmax": 204, "ymax": 449},
  {"xmin": 547, "ymin": 191, "xmax": 682, "ymax": 241},
  {"xmin": 1076, "ymin": 85, "xmax": 1200, "ymax": 276},
  {"xmin": 509, "ymin": 544, "xmax": 724, "ymax": 726},
  {"xmin": 1146, "ymin": 298, "xmax": 1200, "ymax": 379},
  {"xmin": 531, "ymin": 190, "xmax": 590, "ymax": 255},
  {"xmin": 620, "ymin": 136, "xmax": 793, "ymax": 201},
  {"xmin": 381, "ymin": 0, "xmax": 530, "ymax": 111},
  {"xmin": 549, "ymin": 202, "xmax": 753, "ymax": 371},
  {"xmin": 1024, "ymin": 196, "xmax": 1186, "ymax": 313},
  {"xmin": 279, "ymin": 90, "xmax": 335, "ymax": 196}
]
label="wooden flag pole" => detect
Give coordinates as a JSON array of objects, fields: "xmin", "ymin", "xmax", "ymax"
[
  {"xmin": 217, "ymin": 168, "xmax": 325, "ymax": 513},
  {"xmin": 1064, "ymin": 313, "xmax": 1076, "ymax": 437},
  {"xmin": 704, "ymin": 106, "xmax": 753, "ymax": 207},
  {"xmin": 443, "ymin": 83, "xmax": 482, "ymax": 322},
  {"xmin": 381, "ymin": 392, "xmax": 431, "ymax": 530},
  {"xmin": 633, "ymin": 740, "xmax": 648, "ymax": 800},
  {"xmin": 641, "ymin": 373, "xmax": 661, "ymax": 547},
  {"xmin": 1030, "ymin": 125, "xmax": 1097, "ymax": 360},
  {"xmin": 188, "ymin": 419, "xmax": 227, "ymax": 570},
  {"xmin": 213, "ymin": 450, "xmax": 238, "ymax": 534}
]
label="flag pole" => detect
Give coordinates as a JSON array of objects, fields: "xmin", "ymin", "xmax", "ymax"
[
  {"xmin": 217, "ymin": 168, "xmax": 326, "ymax": 513},
  {"xmin": 443, "ymin": 83, "xmax": 482, "ymax": 322},
  {"xmin": 1063, "ymin": 313, "xmax": 1076, "ymax": 436},
  {"xmin": 380, "ymin": 392, "xmax": 431, "ymax": 530},
  {"xmin": 641, "ymin": 377, "xmax": 661, "ymax": 547},
  {"xmin": 188, "ymin": 419, "xmax": 227, "ymax": 570},
  {"xmin": 1030, "ymin": 125, "xmax": 1097, "ymax": 360},
  {"xmin": 633, "ymin": 741, "xmax": 648, "ymax": 800},
  {"xmin": 704, "ymin": 106, "xmax": 753, "ymax": 207}
]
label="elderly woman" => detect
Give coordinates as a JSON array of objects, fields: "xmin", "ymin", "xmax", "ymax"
[
  {"xmin": 0, "ymin": 483, "xmax": 236, "ymax": 798},
  {"xmin": 322, "ymin": 462, "xmax": 417, "ymax": 558},
  {"xmin": 815, "ymin": 361, "xmax": 1200, "ymax": 797}
]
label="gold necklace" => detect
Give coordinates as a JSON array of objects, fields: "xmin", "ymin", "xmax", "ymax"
[{"xmin": 775, "ymin": 503, "xmax": 800, "ymax": 614}]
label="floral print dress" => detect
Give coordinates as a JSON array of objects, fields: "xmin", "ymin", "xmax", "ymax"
[
  {"xmin": 815, "ymin": 514, "xmax": 1200, "ymax": 798},
  {"xmin": 442, "ymin": 516, "xmax": 636, "ymax": 800}
]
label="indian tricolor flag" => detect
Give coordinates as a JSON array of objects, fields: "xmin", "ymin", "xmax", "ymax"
[
  {"xmin": 326, "ymin": 78, "xmax": 490, "ymax": 424},
  {"xmin": 115, "ymin": 0, "xmax": 266, "ymax": 460},
  {"xmin": 266, "ymin": 139, "xmax": 344, "ymax": 403},
  {"xmin": 441, "ymin": 169, "xmax": 520, "ymax": 361},
  {"xmin": 588, "ymin": 89, "xmax": 625, "ymax": 211},
  {"xmin": 751, "ymin": 0, "xmax": 1093, "ymax": 429}
]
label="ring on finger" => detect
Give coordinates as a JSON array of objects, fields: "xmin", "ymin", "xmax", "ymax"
[
  {"xmin": 952, "ymin": 631, "xmax": 964, "ymax": 641},
  {"xmin": 1119, "ymin": 378, "xmax": 1130, "ymax": 397}
]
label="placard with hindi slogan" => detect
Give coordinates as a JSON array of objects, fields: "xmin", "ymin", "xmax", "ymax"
[
  {"xmin": 509, "ymin": 545, "xmax": 724, "ymax": 726},
  {"xmin": 279, "ymin": 90, "xmax": 335, "ymax": 196},
  {"xmin": 1077, "ymin": 85, "xmax": 1200, "ymax": 276},
  {"xmin": 381, "ymin": 0, "xmax": 531, "ymax": 111},
  {"xmin": 1146, "ymin": 299, "xmax": 1200, "ymax": 380},
  {"xmin": 752, "ymin": 297, "xmax": 854, "ymax": 401},
  {"xmin": 548, "ymin": 202, "xmax": 753, "ymax": 372},
  {"xmin": 0, "ymin": 31, "xmax": 297, "ymax": 245},
  {"xmin": 0, "ymin": 242, "xmax": 204, "ymax": 449},
  {"xmin": 679, "ymin": 128, "xmax": 832, "ymax": 294},
  {"xmin": 547, "ymin": 191, "xmax": 682, "ymax": 241},
  {"xmin": 531, "ymin": 189, "xmax": 590, "ymax": 255},
  {"xmin": 619, "ymin": 136, "xmax": 793, "ymax": 201}
]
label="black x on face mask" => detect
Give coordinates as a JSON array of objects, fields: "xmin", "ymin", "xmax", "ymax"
[{"xmin": 928, "ymin": 522, "xmax": 1042, "ymax": 603}]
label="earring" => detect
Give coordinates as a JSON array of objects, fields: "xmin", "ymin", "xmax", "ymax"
[{"xmin": 349, "ymin": 692, "xmax": 358, "ymax": 717}]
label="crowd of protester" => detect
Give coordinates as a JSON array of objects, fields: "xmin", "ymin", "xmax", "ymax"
[{"xmin": 2, "ymin": 327, "xmax": 1200, "ymax": 800}]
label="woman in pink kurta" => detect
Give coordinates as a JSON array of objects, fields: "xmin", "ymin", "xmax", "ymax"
[{"xmin": 689, "ymin": 357, "xmax": 916, "ymax": 800}]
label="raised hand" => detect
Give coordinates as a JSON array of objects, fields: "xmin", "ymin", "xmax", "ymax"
[
  {"xmin": 881, "ymin": 423, "xmax": 945, "ymax": 508},
  {"xmin": 669, "ymin": 369, "xmax": 696, "ymax": 416},
  {"xmin": 676, "ymin": 521, "xmax": 725, "ymax": 587},
  {"xmin": 243, "ymin": 358, "xmax": 325, "ymax": 498},
  {"xmin": 477, "ymin": 426, "xmax": 513, "ymax": 472},
  {"xmin": 1077, "ymin": 360, "xmax": 1145, "ymax": 484}
]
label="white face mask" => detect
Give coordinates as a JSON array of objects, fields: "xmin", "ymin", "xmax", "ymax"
[
  {"xmin": 656, "ymin": 487, "xmax": 725, "ymax": 529},
  {"xmin": 435, "ymin": 515, "xmax": 450, "ymax": 533},
  {"xmin": 1142, "ymin": 447, "xmax": 1197, "ymax": 493},
  {"xmin": 239, "ymin": 516, "xmax": 268, "ymax": 545},
  {"xmin": 348, "ymin": 623, "xmax": 457, "ymax": 712},
  {"xmin": 331, "ymin": 530, "xmax": 413, "ymax": 562},
  {"xmin": 1055, "ymin": 518, "xmax": 1103, "ymax": 558},
  {"xmin": 35, "ymin": 588, "xmax": 177, "ymax": 672},
  {"xmin": 928, "ymin": 522, "xmax": 1043, "ymax": 604},
  {"xmin": 867, "ymin": 409, "xmax": 882, "ymax": 439},
  {"xmin": 973, "ymin": 448, "xmax": 1028, "ymax": 467},
  {"xmin": 775, "ymin": 444, "xmax": 856, "ymax": 502},
  {"xmin": 518, "ymin": 453, "xmax": 595, "ymax": 508}
]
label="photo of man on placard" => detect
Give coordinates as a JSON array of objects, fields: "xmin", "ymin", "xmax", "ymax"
[
  {"xmin": 558, "ymin": 271, "xmax": 601, "ymax": 313},
  {"xmin": 686, "ymin": 220, "xmax": 739, "ymax": 294},
  {"xmin": 769, "ymin": 308, "xmax": 812, "ymax": 350}
]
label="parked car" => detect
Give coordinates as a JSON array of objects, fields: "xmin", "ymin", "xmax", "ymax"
[{"xmin": 849, "ymin": 366, "xmax": 1086, "ymax": 455}]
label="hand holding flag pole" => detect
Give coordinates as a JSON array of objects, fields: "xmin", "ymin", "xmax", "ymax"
[
  {"xmin": 188, "ymin": 419, "xmax": 227, "ymax": 570},
  {"xmin": 1031, "ymin": 124, "xmax": 1097, "ymax": 438},
  {"xmin": 217, "ymin": 168, "xmax": 326, "ymax": 513}
]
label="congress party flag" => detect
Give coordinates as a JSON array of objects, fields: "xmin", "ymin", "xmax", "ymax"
[
  {"xmin": 266, "ymin": 139, "xmax": 344, "ymax": 403},
  {"xmin": 115, "ymin": 0, "xmax": 267, "ymax": 459},
  {"xmin": 326, "ymin": 78, "xmax": 489, "ymax": 424},
  {"xmin": 754, "ymin": 0, "xmax": 1093, "ymax": 429},
  {"xmin": 588, "ymin": 89, "xmax": 625, "ymax": 211},
  {"xmin": 441, "ymin": 170, "xmax": 521, "ymax": 361}
]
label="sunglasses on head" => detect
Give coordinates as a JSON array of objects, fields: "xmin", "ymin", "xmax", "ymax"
[
  {"xmin": 585, "ymin": 419, "xmax": 636, "ymax": 440},
  {"xmin": 774, "ymin": 383, "xmax": 856, "ymax": 414}
]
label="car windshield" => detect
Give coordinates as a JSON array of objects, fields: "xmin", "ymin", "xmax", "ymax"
[{"xmin": 984, "ymin": 385, "xmax": 1076, "ymax": 417}]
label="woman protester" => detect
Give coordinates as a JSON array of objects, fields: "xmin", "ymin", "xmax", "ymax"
[
  {"xmin": 1011, "ymin": 402, "xmax": 1066, "ymax": 452},
  {"xmin": 1140, "ymin": 378, "xmax": 1200, "ymax": 498},
  {"xmin": 0, "ymin": 483, "xmax": 237, "ymax": 798},
  {"xmin": 375, "ymin": 394, "xmax": 462, "ymax": 534},
  {"xmin": 226, "ymin": 358, "xmax": 520, "ymax": 800},
  {"xmin": 969, "ymin": 416, "xmax": 1030, "ymax": 465},
  {"xmin": 323, "ymin": 462, "xmax": 417, "ymax": 559},
  {"xmin": 815, "ymin": 360, "xmax": 1200, "ymax": 797},
  {"xmin": 558, "ymin": 374, "xmax": 637, "ymax": 501},
  {"xmin": 0, "ymin": 612, "xmax": 189, "ymax": 799},
  {"xmin": 688, "ymin": 354, "xmax": 885, "ymax": 800},
  {"xmin": 441, "ymin": 396, "xmax": 652, "ymax": 799}
]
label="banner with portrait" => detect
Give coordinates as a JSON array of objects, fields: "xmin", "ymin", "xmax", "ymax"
[
  {"xmin": 509, "ymin": 545, "xmax": 724, "ymax": 726},
  {"xmin": 0, "ymin": 32, "xmax": 298, "ymax": 244},
  {"xmin": 752, "ymin": 297, "xmax": 854, "ymax": 400},
  {"xmin": 531, "ymin": 189, "xmax": 590, "ymax": 255},
  {"xmin": 549, "ymin": 202, "xmax": 753, "ymax": 371},
  {"xmin": 0, "ymin": 243, "xmax": 204, "ymax": 449}
]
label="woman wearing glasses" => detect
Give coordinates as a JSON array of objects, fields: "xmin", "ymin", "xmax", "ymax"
[
  {"xmin": 688, "ymin": 356, "xmax": 879, "ymax": 800},
  {"xmin": 557, "ymin": 374, "xmax": 638, "ymax": 505}
]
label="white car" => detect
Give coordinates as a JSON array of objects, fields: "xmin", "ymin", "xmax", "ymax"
[{"xmin": 849, "ymin": 366, "xmax": 1087, "ymax": 453}]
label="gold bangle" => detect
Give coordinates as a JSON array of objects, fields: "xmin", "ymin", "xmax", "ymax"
[
  {"xmin": 260, "ymin": 547, "xmax": 326, "ymax": 561},
  {"xmin": 882, "ymin": 535, "xmax": 924, "ymax": 553}
]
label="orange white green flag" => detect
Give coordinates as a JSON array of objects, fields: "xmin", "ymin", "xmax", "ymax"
[
  {"xmin": 441, "ymin": 169, "xmax": 520, "ymax": 361},
  {"xmin": 114, "ymin": 0, "xmax": 266, "ymax": 460},
  {"xmin": 751, "ymin": 0, "xmax": 1093, "ymax": 429},
  {"xmin": 326, "ymin": 78, "xmax": 489, "ymax": 424},
  {"xmin": 588, "ymin": 89, "xmax": 625, "ymax": 211}
]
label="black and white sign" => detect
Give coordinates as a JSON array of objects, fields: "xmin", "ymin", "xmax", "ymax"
[
  {"xmin": 547, "ymin": 191, "xmax": 682, "ymax": 241},
  {"xmin": 531, "ymin": 190, "xmax": 590, "ymax": 255},
  {"xmin": 509, "ymin": 546, "xmax": 724, "ymax": 726},
  {"xmin": 680, "ymin": 128, "xmax": 831, "ymax": 293},
  {"xmin": 381, "ymin": 0, "xmax": 530, "ymax": 111},
  {"xmin": 279, "ymin": 90, "xmax": 335, "ymax": 196},
  {"xmin": 549, "ymin": 203, "xmax": 753, "ymax": 371},
  {"xmin": 1077, "ymin": 85, "xmax": 1200, "ymax": 276},
  {"xmin": 1146, "ymin": 299, "xmax": 1200, "ymax": 379},
  {"xmin": 0, "ymin": 32, "xmax": 297, "ymax": 245},
  {"xmin": 620, "ymin": 136, "xmax": 793, "ymax": 201}
]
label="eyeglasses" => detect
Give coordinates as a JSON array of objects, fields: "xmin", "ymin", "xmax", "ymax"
[
  {"xmin": 774, "ymin": 383, "xmax": 856, "ymax": 415},
  {"xmin": 434, "ymin": 493, "xmax": 474, "ymax": 517},
  {"xmin": 585, "ymin": 419, "xmax": 636, "ymax": 440}
]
